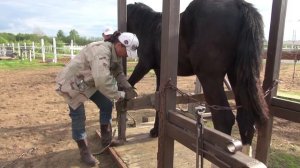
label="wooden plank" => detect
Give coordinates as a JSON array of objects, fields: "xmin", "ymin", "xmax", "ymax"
[
  {"xmin": 95, "ymin": 130, "xmax": 128, "ymax": 168},
  {"xmin": 107, "ymin": 123, "xmax": 212, "ymax": 168},
  {"xmin": 258, "ymin": 0, "xmax": 288, "ymax": 163}
]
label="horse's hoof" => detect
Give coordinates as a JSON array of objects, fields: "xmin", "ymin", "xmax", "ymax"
[{"xmin": 149, "ymin": 128, "xmax": 158, "ymax": 138}]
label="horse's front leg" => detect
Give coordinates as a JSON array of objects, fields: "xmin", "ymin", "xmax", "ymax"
[
  {"xmin": 149, "ymin": 68, "xmax": 160, "ymax": 138},
  {"xmin": 128, "ymin": 61, "xmax": 151, "ymax": 87},
  {"xmin": 127, "ymin": 61, "xmax": 160, "ymax": 137}
]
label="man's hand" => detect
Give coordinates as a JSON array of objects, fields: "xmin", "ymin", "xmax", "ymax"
[{"xmin": 125, "ymin": 87, "xmax": 138, "ymax": 100}]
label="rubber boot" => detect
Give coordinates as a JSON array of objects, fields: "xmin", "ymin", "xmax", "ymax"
[
  {"xmin": 76, "ymin": 139, "xmax": 97, "ymax": 167},
  {"xmin": 101, "ymin": 124, "xmax": 122, "ymax": 147}
]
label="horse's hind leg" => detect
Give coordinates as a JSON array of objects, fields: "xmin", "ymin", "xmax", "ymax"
[
  {"xmin": 199, "ymin": 76, "xmax": 235, "ymax": 135},
  {"xmin": 227, "ymin": 71, "xmax": 255, "ymax": 156},
  {"xmin": 236, "ymin": 109, "xmax": 255, "ymax": 156}
]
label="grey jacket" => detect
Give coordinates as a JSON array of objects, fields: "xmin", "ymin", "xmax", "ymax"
[{"xmin": 55, "ymin": 41, "xmax": 126, "ymax": 109}]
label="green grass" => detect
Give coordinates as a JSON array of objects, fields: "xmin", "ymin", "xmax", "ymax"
[
  {"xmin": 277, "ymin": 91, "xmax": 300, "ymax": 102},
  {"xmin": 269, "ymin": 149, "xmax": 300, "ymax": 168},
  {"xmin": 0, "ymin": 59, "xmax": 64, "ymax": 70}
]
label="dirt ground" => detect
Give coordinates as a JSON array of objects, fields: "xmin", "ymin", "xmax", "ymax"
[{"xmin": 0, "ymin": 61, "xmax": 300, "ymax": 168}]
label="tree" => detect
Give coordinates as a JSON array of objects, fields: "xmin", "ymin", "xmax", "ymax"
[
  {"xmin": 56, "ymin": 30, "xmax": 66, "ymax": 42},
  {"xmin": 15, "ymin": 33, "xmax": 42, "ymax": 43},
  {"xmin": 68, "ymin": 29, "xmax": 80, "ymax": 44},
  {"xmin": 0, "ymin": 33, "xmax": 16, "ymax": 42},
  {"xmin": 0, "ymin": 36, "xmax": 8, "ymax": 43}
]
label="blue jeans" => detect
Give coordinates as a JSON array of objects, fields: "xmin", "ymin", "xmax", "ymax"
[{"xmin": 69, "ymin": 91, "xmax": 113, "ymax": 141}]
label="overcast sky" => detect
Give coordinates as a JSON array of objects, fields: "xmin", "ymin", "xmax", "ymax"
[{"xmin": 0, "ymin": 0, "xmax": 299, "ymax": 40}]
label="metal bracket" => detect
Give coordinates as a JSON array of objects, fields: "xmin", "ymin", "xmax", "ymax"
[{"xmin": 195, "ymin": 105, "xmax": 206, "ymax": 168}]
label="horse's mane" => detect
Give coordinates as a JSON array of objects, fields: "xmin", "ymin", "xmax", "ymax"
[
  {"xmin": 129, "ymin": 2, "xmax": 156, "ymax": 13},
  {"xmin": 127, "ymin": 3, "xmax": 162, "ymax": 35}
]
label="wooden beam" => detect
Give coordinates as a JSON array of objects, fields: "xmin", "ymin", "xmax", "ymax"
[
  {"xmin": 121, "ymin": 91, "xmax": 234, "ymax": 112},
  {"xmin": 126, "ymin": 93, "xmax": 156, "ymax": 110},
  {"xmin": 270, "ymin": 106, "xmax": 300, "ymax": 123},
  {"xmin": 271, "ymin": 97, "xmax": 300, "ymax": 112},
  {"xmin": 157, "ymin": 0, "xmax": 180, "ymax": 167},
  {"xmin": 168, "ymin": 110, "xmax": 242, "ymax": 153},
  {"xmin": 117, "ymin": 0, "xmax": 127, "ymax": 141},
  {"xmin": 117, "ymin": 0, "xmax": 127, "ymax": 32},
  {"xmin": 166, "ymin": 121, "xmax": 266, "ymax": 167},
  {"xmin": 271, "ymin": 97, "xmax": 300, "ymax": 122},
  {"xmin": 176, "ymin": 90, "xmax": 234, "ymax": 104},
  {"xmin": 167, "ymin": 123, "xmax": 231, "ymax": 168},
  {"xmin": 257, "ymin": 0, "xmax": 288, "ymax": 163}
]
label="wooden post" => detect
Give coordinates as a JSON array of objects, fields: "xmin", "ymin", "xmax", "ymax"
[
  {"xmin": 24, "ymin": 42, "xmax": 27, "ymax": 59},
  {"xmin": 17, "ymin": 43, "xmax": 21, "ymax": 58},
  {"xmin": 41, "ymin": 39, "xmax": 45, "ymax": 62},
  {"xmin": 53, "ymin": 37, "xmax": 57, "ymax": 63},
  {"xmin": 0, "ymin": 44, "xmax": 3, "ymax": 56},
  {"xmin": 118, "ymin": 0, "xmax": 127, "ymax": 75},
  {"xmin": 117, "ymin": 0, "xmax": 127, "ymax": 142},
  {"xmin": 32, "ymin": 42, "xmax": 35, "ymax": 59},
  {"xmin": 1, "ymin": 44, "xmax": 4, "ymax": 56},
  {"xmin": 70, "ymin": 40, "xmax": 74, "ymax": 59},
  {"xmin": 256, "ymin": 0, "xmax": 288, "ymax": 164},
  {"xmin": 157, "ymin": 0, "xmax": 180, "ymax": 167},
  {"xmin": 12, "ymin": 43, "xmax": 14, "ymax": 53},
  {"xmin": 29, "ymin": 50, "xmax": 32, "ymax": 62}
]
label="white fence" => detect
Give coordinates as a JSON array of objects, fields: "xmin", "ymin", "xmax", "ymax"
[
  {"xmin": 2, "ymin": 39, "xmax": 298, "ymax": 63},
  {"xmin": 0, "ymin": 38, "xmax": 85, "ymax": 63},
  {"xmin": 263, "ymin": 41, "xmax": 300, "ymax": 51}
]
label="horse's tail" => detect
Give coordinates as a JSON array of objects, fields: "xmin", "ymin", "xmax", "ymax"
[{"xmin": 234, "ymin": 1, "xmax": 268, "ymax": 125}]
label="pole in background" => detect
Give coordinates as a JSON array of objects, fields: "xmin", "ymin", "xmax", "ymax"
[
  {"xmin": 32, "ymin": 42, "xmax": 35, "ymax": 60},
  {"xmin": 71, "ymin": 40, "xmax": 74, "ymax": 59},
  {"xmin": 24, "ymin": 42, "xmax": 27, "ymax": 59},
  {"xmin": 17, "ymin": 43, "xmax": 21, "ymax": 58},
  {"xmin": 41, "ymin": 39, "xmax": 45, "ymax": 62},
  {"xmin": 12, "ymin": 43, "xmax": 15, "ymax": 53},
  {"xmin": 53, "ymin": 38, "xmax": 57, "ymax": 63}
]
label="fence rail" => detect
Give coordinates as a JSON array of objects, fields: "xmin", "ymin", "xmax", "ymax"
[{"xmin": 1, "ymin": 40, "xmax": 299, "ymax": 63}]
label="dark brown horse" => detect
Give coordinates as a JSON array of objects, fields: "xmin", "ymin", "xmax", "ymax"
[{"xmin": 127, "ymin": 0, "xmax": 268, "ymax": 151}]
